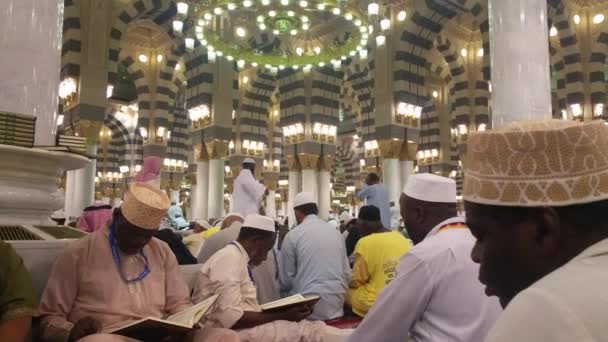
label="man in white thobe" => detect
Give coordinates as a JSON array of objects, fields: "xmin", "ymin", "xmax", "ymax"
[
  {"xmin": 347, "ymin": 174, "xmax": 501, "ymax": 342},
  {"xmin": 279, "ymin": 192, "xmax": 351, "ymax": 321},
  {"xmin": 232, "ymin": 158, "xmax": 267, "ymax": 217},
  {"xmin": 192, "ymin": 214, "xmax": 350, "ymax": 342}
]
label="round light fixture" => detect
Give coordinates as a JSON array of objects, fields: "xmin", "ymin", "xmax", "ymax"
[
  {"xmin": 549, "ymin": 26, "xmax": 558, "ymax": 37},
  {"xmin": 573, "ymin": 14, "xmax": 581, "ymax": 25},
  {"xmin": 397, "ymin": 10, "xmax": 407, "ymax": 21},
  {"xmin": 593, "ymin": 14, "xmax": 605, "ymax": 24},
  {"xmin": 235, "ymin": 26, "xmax": 247, "ymax": 37},
  {"xmin": 138, "ymin": 54, "xmax": 148, "ymax": 63}
]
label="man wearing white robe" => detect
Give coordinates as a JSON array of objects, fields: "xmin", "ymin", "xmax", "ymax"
[{"xmin": 232, "ymin": 159, "xmax": 267, "ymax": 217}]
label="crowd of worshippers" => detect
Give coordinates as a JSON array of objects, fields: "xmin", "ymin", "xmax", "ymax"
[{"xmin": 2, "ymin": 119, "xmax": 608, "ymax": 341}]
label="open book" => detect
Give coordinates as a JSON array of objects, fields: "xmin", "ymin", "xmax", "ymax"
[
  {"xmin": 108, "ymin": 294, "xmax": 219, "ymax": 340},
  {"xmin": 260, "ymin": 294, "xmax": 321, "ymax": 312}
]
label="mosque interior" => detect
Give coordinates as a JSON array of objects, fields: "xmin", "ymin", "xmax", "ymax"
[{"xmin": 0, "ymin": 0, "xmax": 607, "ymax": 226}]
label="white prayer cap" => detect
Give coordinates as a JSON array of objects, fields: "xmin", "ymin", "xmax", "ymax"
[
  {"xmin": 243, "ymin": 158, "xmax": 256, "ymax": 164},
  {"xmin": 294, "ymin": 192, "xmax": 316, "ymax": 207},
  {"xmin": 224, "ymin": 212, "xmax": 244, "ymax": 220},
  {"xmin": 242, "ymin": 214, "xmax": 276, "ymax": 232},
  {"xmin": 339, "ymin": 211, "xmax": 351, "ymax": 223},
  {"xmin": 403, "ymin": 173, "xmax": 457, "ymax": 203}
]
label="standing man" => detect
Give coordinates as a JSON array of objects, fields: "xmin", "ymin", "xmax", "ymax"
[
  {"xmin": 347, "ymin": 174, "xmax": 500, "ymax": 342},
  {"xmin": 279, "ymin": 192, "xmax": 351, "ymax": 321},
  {"xmin": 38, "ymin": 183, "xmax": 238, "ymax": 342},
  {"xmin": 463, "ymin": 120, "xmax": 608, "ymax": 341},
  {"xmin": 233, "ymin": 158, "xmax": 267, "ymax": 217},
  {"xmin": 356, "ymin": 173, "xmax": 390, "ymax": 229}
]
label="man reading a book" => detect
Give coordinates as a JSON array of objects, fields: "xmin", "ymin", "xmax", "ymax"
[
  {"xmin": 193, "ymin": 214, "xmax": 350, "ymax": 341},
  {"xmin": 38, "ymin": 183, "xmax": 239, "ymax": 342}
]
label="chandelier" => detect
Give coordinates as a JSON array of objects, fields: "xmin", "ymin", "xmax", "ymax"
[{"xmin": 174, "ymin": 0, "xmax": 372, "ymax": 70}]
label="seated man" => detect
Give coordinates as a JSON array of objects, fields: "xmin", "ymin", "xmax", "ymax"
[
  {"xmin": 0, "ymin": 241, "xmax": 37, "ymax": 342},
  {"xmin": 347, "ymin": 206, "xmax": 412, "ymax": 317},
  {"xmin": 279, "ymin": 193, "xmax": 351, "ymax": 321},
  {"xmin": 38, "ymin": 183, "xmax": 238, "ymax": 342},
  {"xmin": 347, "ymin": 174, "xmax": 500, "ymax": 342},
  {"xmin": 193, "ymin": 214, "xmax": 350, "ymax": 342},
  {"xmin": 197, "ymin": 213, "xmax": 279, "ymax": 304}
]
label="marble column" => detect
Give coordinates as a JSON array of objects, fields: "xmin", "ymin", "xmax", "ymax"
[
  {"xmin": 70, "ymin": 144, "xmax": 97, "ymax": 217},
  {"xmin": 189, "ymin": 186, "xmax": 198, "ymax": 220},
  {"xmin": 400, "ymin": 160, "xmax": 415, "ymax": 194},
  {"xmin": 317, "ymin": 170, "xmax": 331, "ymax": 219},
  {"xmin": 489, "ymin": 0, "xmax": 552, "ymax": 127},
  {"xmin": 0, "ymin": 0, "xmax": 64, "ymax": 146},
  {"xmin": 266, "ymin": 190, "xmax": 277, "ymax": 219},
  {"xmin": 287, "ymin": 171, "xmax": 300, "ymax": 227},
  {"xmin": 194, "ymin": 160, "xmax": 210, "ymax": 220},
  {"xmin": 170, "ymin": 190, "xmax": 180, "ymax": 205},
  {"xmin": 382, "ymin": 158, "xmax": 400, "ymax": 204},
  {"xmin": 207, "ymin": 159, "xmax": 224, "ymax": 220},
  {"xmin": 299, "ymin": 153, "xmax": 320, "ymax": 204},
  {"xmin": 64, "ymin": 170, "xmax": 76, "ymax": 219},
  {"xmin": 286, "ymin": 156, "xmax": 301, "ymax": 227}
]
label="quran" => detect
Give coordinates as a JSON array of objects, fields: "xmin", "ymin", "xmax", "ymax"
[
  {"xmin": 108, "ymin": 294, "xmax": 218, "ymax": 340},
  {"xmin": 260, "ymin": 294, "xmax": 321, "ymax": 312}
]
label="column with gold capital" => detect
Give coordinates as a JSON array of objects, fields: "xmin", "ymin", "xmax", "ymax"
[
  {"xmin": 207, "ymin": 140, "xmax": 229, "ymax": 219},
  {"xmin": 378, "ymin": 139, "xmax": 404, "ymax": 204},
  {"xmin": 264, "ymin": 173, "xmax": 279, "ymax": 219},
  {"xmin": 318, "ymin": 155, "xmax": 333, "ymax": 220},
  {"xmin": 299, "ymin": 153, "xmax": 320, "ymax": 204},
  {"xmin": 192, "ymin": 143, "xmax": 210, "ymax": 220},
  {"xmin": 399, "ymin": 141, "xmax": 418, "ymax": 199},
  {"xmin": 286, "ymin": 155, "xmax": 301, "ymax": 226}
]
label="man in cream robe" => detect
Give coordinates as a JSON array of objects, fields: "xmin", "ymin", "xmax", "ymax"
[
  {"xmin": 193, "ymin": 214, "xmax": 350, "ymax": 342},
  {"xmin": 38, "ymin": 183, "xmax": 238, "ymax": 342},
  {"xmin": 232, "ymin": 158, "xmax": 266, "ymax": 217}
]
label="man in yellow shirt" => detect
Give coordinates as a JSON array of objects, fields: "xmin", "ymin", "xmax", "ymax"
[{"xmin": 347, "ymin": 206, "xmax": 412, "ymax": 317}]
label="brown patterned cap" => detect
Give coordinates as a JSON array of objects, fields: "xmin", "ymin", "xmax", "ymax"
[
  {"xmin": 121, "ymin": 183, "xmax": 171, "ymax": 229},
  {"xmin": 463, "ymin": 120, "xmax": 608, "ymax": 207}
]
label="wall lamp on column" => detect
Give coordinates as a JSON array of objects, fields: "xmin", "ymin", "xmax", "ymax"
[
  {"xmin": 593, "ymin": 103, "xmax": 605, "ymax": 120},
  {"xmin": 396, "ymin": 102, "xmax": 422, "ymax": 126},
  {"xmin": 189, "ymin": 104, "xmax": 211, "ymax": 128},
  {"xmin": 570, "ymin": 103, "xmax": 584, "ymax": 122}
]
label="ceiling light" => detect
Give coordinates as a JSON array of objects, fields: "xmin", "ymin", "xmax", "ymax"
[
  {"xmin": 257, "ymin": 15, "xmax": 265, "ymax": 22},
  {"xmin": 273, "ymin": 29, "xmax": 280, "ymax": 35},
  {"xmin": 368, "ymin": 3, "xmax": 379, "ymax": 15},
  {"xmin": 235, "ymin": 26, "xmax": 247, "ymax": 37},
  {"xmin": 302, "ymin": 23, "xmax": 309, "ymax": 30},
  {"xmin": 573, "ymin": 14, "xmax": 581, "ymax": 25},
  {"xmin": 317, "ymin": 3, "xmax": 325, "ymax": 10},
  {"xmin": 301, "ymin": 16, "xmax": 309, "ymax": 23},
  {"xmin": 172, "ymin": 20, "xmax": 183, "ymax": 32},
  {"xmin": 156, "ymin": 54, "xmax": 163, "ymax": 63},
  {"xmin": 354, "ymin": 19, "xmax": 362, "ymax": 26},
  {"xmin": 299, "ymin": 0, "xmax": 308, "ymax": 7},
  {"xmin": 380, "ymin": 18, "xmax": 391, "ymax": 31},
  {"xmin": 432, "ymin": 90, "xmax": 439, "ymax": 98},
  {"xmin": 288, "ymin": 11, "xmax": 295, "ymax": 17},
  {"xmin": 138, "ymin": 54, "xmax": 148, "ymax": 63},
  {"xmin": 290, "ymin": 29, "xmax": 297, "ymax": 35},
  {"xmin": 185, "ymin": 38, "xmax": 194, "ymax": 49},
  {"xmin": 243, "ymin": 0, "xmax": 253, "ymax": 7},
  {"xmin": 214, "ymin": 7, "xmax": 222, "ymax": 15},
  {"xmin": 345, "ymin": 13, "xmax": 353, "ymax": 20},
  {"xmin": 376, "ymin": 35, "xmax": 386, "ymax": 46},
  {"xmin": 237, "ymin": 59, "xmax": 245, "ymax": 69},
  {"xmin": 460, "ymin": 48, "xmax": 468, "ymax": 57},
  {"xmin": 593, "ymin": 14, "xmax": 605, "ymax": 24},
  {"xmin": 359, "ymin": 49, "xmax": 368, "ymax": 59},
  {"xmin": 296, "ymin": 47, "xmax": 303, "ymax": 55},
  {"xmin": 313, "ymin": 46, "xmax": 321, "ymax": 54},
  {"xmin": 281, "ymin": 0, "xmax": 289, "ymax": 5},
  {"xmin": 226, "ymin": 55, "xmax": 234, "ymax": 61},
  {"xmin": 204, "ymin": 13, "xmax": 212, "ymax": 20},
  {"xmin": 332, "ymin": 8, "xmax": 341, "ymax": 15},
  {"xmin": 259, "ymin": 23, "xmax": 267, "ymax": 30},
  {"xmin": 261, "ymin": 0, "xmax": 270, "ymax": 4},
  {"xmin": 269, "ymin": 10, "xmax": 277, "ymax": 17},
  {"xmin": 227, "ymin": 3, "xmax": 237, "ymax": 10},
  {"xmin": 177, "ymin": 2, "xmax": 189, "ymax": 15},
  {"xmin": 549, "ymin": 26, "xmax": 558, "ymax": 37},
  {"xmin": 243, "ymin": 76, "xmax": 249, "ymax": 84},
  {"xmin": 477, "ymin": 48, "xmax": 484, "ymax": 57},
  {"xmin": 397, "ymin": 10, "xmax": 407, "ymax": 21}
]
